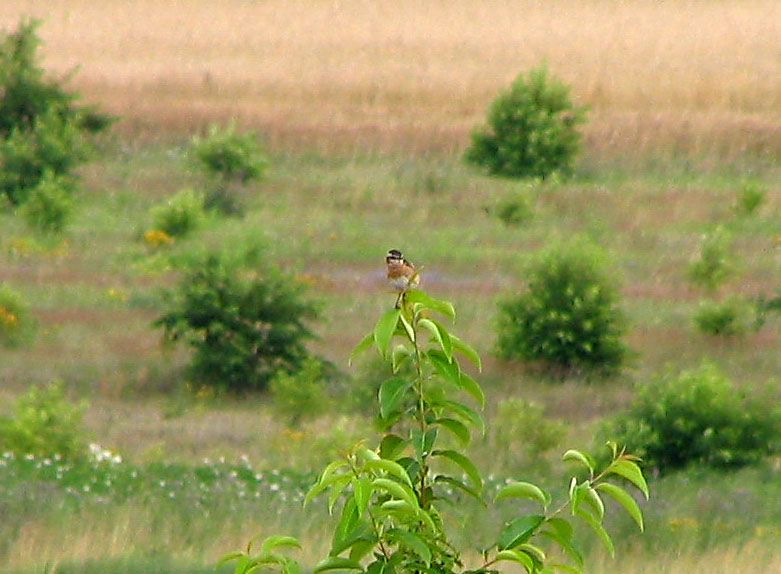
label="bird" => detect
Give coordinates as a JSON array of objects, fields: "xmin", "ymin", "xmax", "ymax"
[{"xmin": 386, "ymin": 249, "xmax": 420, "ymax": 307}]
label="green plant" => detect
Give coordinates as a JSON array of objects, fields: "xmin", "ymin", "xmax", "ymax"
[
  {"xmin": 603, "ymin": 363, "xmax": 781, "ymax": 475},
  {"xmin": 270, "ymin": 357, "xmax": 332, "ymax": 425},
  {"xmin": 190, "ymin": 122, "xmax": 268, "ymax": 214},
  {"xmin": 225, "ymin": 289, "xmax": 649, "ymax": 574},
  {"xmin": 154, "ymin": 249, "xmax": 320, "ymax": 393},
  {"xmin": 496, "ymin": 242, "xmax": 628, "ymax": 375},
  {"xmin": 693, "ymin": 296, "xmax": 755, "ymax": 336},
  {"xmin": 0, "ymin": 18, "xmax": 110, "ymax": 206},
  {"xmin": 19, "ymin": 169, "xmax": 74, "ymax": 233},
  {"xmin": 482, "ymin": 398, "xmax": 567, "ymax": 473},
  {"xmin": 687, "ymin": 227, "xmax": 734, "ymax": 293},
  {"xmin": 0, "ymin": 282, "xmax": 36, "ymax": 347},
  {"xmin": 465, "ymin": 64, "xmax": 587, "ymax": 180},
  {"xmin": 734, "ymin": 181, "xmax": 766, "ymax": 216},
  {"xmin": 495, "ymin": 193, "xmax": 534, "ymax": 227},
  {"xmin": 150, "ymin": 187, "xmax": 206, "ymax": 238},
  {"xmin": 0, "ymin": 381, "xmax": 88, "ymax": 460}
]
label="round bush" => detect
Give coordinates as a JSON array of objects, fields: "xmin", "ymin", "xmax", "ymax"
[
  {"xmin": 154, "ymin": 249, "xmax": 320, "ymax": 393},
  {"xmin": 496, "ymin": 242, "xmax": 627, "ymax": 374},
  {"xmin": 465, "ymin": 64, "xmax": 587, "ymax": 180},
  {"xmin": 150, "ymin": 187, "xmax": 205, "ymax": 238},
  {"xmin": 603, "ymin": 363, "xmax": 781, "ymax": 474}
]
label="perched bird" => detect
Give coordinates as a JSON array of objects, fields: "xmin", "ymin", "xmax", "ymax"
[{"xmin": 386, "ymin": 249, "xmax": 420, "ymax": 306}]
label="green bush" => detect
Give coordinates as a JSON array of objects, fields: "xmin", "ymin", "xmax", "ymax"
[
  {"xmin": 465, "ymin": 64, "xmax": 587, "ymax": 180},
  {"xmin": 0, "ymin": 381, "xmax": 88, "ymax": 460},
  {"xmin": 20, "ymin": 169, "xmax": 74, "ymax": 233},
  {"xmin": 270, "ymin": 357, "xmax": 332, "ymax": 425},
  {"xmin": 496, "ymin": 242, "xmax": 628, "ymax": 374},
  {"xmin": 0, "ymin": 282, "xmax": 36, "ymax": 347},
  {"xmin": 150, "ymin": 187, "xmax": 205, "ymax": 238},
  {"xmin": 693, "ymin": 296, "xmax": 755, "ymax": 336},
  {"xmin": 0, "ymin": 18, "xmax": 109, "ymax": 206},
  {"xmin": 190, "ymin": 122, "xmax": 267, "ymax": 184},
  {"xmin": 190, "ymin": 122, "xmax": 267, "ymax": 214},
  {"xmin": 154, "ymin": 249, "xmax": 320, "ymax": 393},
  {"xmin": 603, "ymin": 363, "xmax": 781, "ymax": 474},
  {"xmin": 495, "ymin": 192, "xmax": 534, "ymax": 227},
  {"xmin": 687, "ymin": 226, "xmax": 734, "ymax": 293},
  {"xmin": 734, "ymin": 181, "xmax": 766, "ymax": 216}
]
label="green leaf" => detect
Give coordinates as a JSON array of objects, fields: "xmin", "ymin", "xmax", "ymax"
[
  {"xmin": 386, "ymin": 528, "xmax": 432, "ymax": 566},
  {"xmin": 313, "ymin": 557, "xmax": 364, "ymax": 573},
  {"xmin": 605, "ymin": 459, "xmax": 650, "ymax": 499},
  {"xmin": 411, "ymin": 427, "xmax": 438, "ymax": 458},
  {"xmin": 562, "ymin": 449, "xmax": 595, "ymax": 475},
  {"xmin": 431, "ymin": 449, "xmax": 483, "ymax": 492},
  {"xmin": 374, "ymin": 308, "xmax": 401, "ymax": 357},
  {"xmin": 449, "ymin": 333, "xmax": 482, "ymax": 371},
  {"xmin": 495, "ymin": 481, "xmax": 551, "ymax": 508},
  {"xmin": 428, "ymin": 349, "xmax": 461, "ymax": 387},
  {"xmin": 418, "ymin": 318, "xmax": 453, "ymax": 360},
  {"xmin": 575, "ymin": 508, "xmax": 615, "ymax": 557},
  {"xmin": 548, "ymin": 563, "xmax": 583, "ymax": 574},
  {"xmin": 260, "ymin": 536, "xmax": 302, "ymax": 554},
  {"xmin": 404, "ymin": 289, "xmax": 456, "ymax": 321},
  {"xmin": 538, "ymin": 530, "xmax": 583, "ymax": 570},
  {"xmin": 595, "ymin": 482, "xmax": 644, "ymax": 532},
  {"xmin": 433, "ymin": 475, "xmax": 485, "ymax": 504},
  {"xmin": 372, "ymin": 477, "xmax": 419, "ymax": 508},
  {"xmin": 364, "ymin": 458, "xmax": 414, "ymax": 488},
  {"xmin": 458, "ymin": 372, "xmax": 486, "ymax": 409},
  {"xmin": 433, "ymin": 417, "xmax": 471, "ymax": 446},
  {"xmin": 329, "ymin": 474, "xmax": 354, "ymax": 513},
  {"xmin": 379, "ymin": 377, "xmax": 414, "ymax": 419},
  {"xmin": 398, "ymin": 312, "xmax": 416, "ymax": 343},
  {"xmin": 391, "ymin": 344, "xmax": 411, "ymax": 373},
  {"xmin": 498, "ymin": 514, "xmax": 545, "ymax": 550},
  {"xmin": 518, "ymin": 542, "xmax": 546, "ymax": 563},
  {"xmin": 349, "ymin": 332, "xmax": 374, "ymax": 365},
  {"xmin": 305, "ymin": 464, "xmax": 349, "ymax": 507},
  {"xmin": 217, "ymin": 551, "xmax": 246, "ymax": 567},
  {"xmin": 379, "ymin": 434, "xmax": 408, "ymax": 460},
  {"xmin": 582, "ymin": 486, "xmax": 604, "ymax": 520},
  {"xmin": 439, "ymin": 400, "xmax": 486, "ymax": 435},
  {"xmin": 353, "ymin": 476, "xmax": 373, "ymax": 517},
  {"xmin": 494, "ymin": 549, "xmax": 534, "ymax": 573}
]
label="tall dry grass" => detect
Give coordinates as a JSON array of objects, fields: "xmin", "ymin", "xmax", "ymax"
[{"xmin": 1, "ymin": 0, "xmax": 780, "ymax": 158}]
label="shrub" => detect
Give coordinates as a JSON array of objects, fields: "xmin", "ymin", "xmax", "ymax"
[
  {"xmin": 687, "ymin": 226, "xmax": 734, "ymax": 293},
  {"xmin": 734, "ymin": 181, "xmax": 766, "ymax": 216},
  {"xmin": 603, "ymin": 363, "xmax": 781, "ymax": 474},
  {"xmin": 0, "ymin": 18, "xmax": 110, "ymax": 206},
  {"xmin": 465, "ymin": 64, "xmax": 587, "ymax": 180},
  {"xmin": 270, "ymin": 357, "xmax": 332, "ymax": 425},
  {"xmin": 0, "ymin": 282, "xmax": 36, "ymax": 347},
  {"xmin": 0, "ymin": 381, "xmax": 88, "ymax": 460},
  {"xmin": 154, "ymin": 249, "xmax": 320, "ymax": 393},
  {"xmin": 20, "ymin": 169, "xmax": 74, "ymax": 233},
  {"xmin": 150, "ymin": 187, "xmax": 205, "ymax": 238},
  {"xmin": 495, "ymin": 192, "xmax": 533, "ymax": 227},
  {"xmin": 190, "ymin": 123, "xmax": 268, "ymax": 214},
  {"xmin": 496, "ymin": 241, "xmax": 628, "ymax": 374},
  {"xmin": 693, "ymin": 296, "xmax": 754, "ymax": 336}
]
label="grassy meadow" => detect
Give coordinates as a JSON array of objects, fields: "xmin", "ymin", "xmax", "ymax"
[{"xmin": 1, "ymin": 1, "xmax": 781, "ymax": 573}]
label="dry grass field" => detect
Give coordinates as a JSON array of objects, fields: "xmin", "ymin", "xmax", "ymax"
[
  {"xmin": 2, "ymin": 2, "xmax": 781, "ymax": 573},
  {"xmin": 1, "ymin": 0, "xmax": 780, "ymax": 159}
]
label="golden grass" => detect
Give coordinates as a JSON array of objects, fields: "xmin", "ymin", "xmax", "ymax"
[{"xmin": 1, "ymin": 0, "xmax": 780, "ymax": 157}]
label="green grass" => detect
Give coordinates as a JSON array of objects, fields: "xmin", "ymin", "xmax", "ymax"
[{"xmin": 1, "ymin": 140, "xmax": 781, "ymax": 572}]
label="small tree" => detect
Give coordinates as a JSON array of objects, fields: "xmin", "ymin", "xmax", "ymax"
[
  {"xmin": 603, "ymin": 363, "xmax": 781, "ymax": 475},
  {"xmin": 496, "ymin": 242, "xmax": 627, "ymax": 375},
  {"xmin": 154, "ymin": 249, "xmax": 320, "ymax": 393},
  {"xmin": 0, "ymin": 282, "xmax": 36, "ymax": 347},
  {"xmin": 189, "ymin": 122, "xmax": 268, "ymax": 214},
  {"xmin": 0, "ymin": 381, "xmax": 88, "ymax": 460},
  {"xmin": 465, "ymin": 64, "xmax": 587, "ymax": 180},
  {"xmin": 224, "ymin": 288, "xmax": 650, "ymax": 574},
  {"xmin": 0, "ymin": 18, "xmax": 111, "ymax": 206}
]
